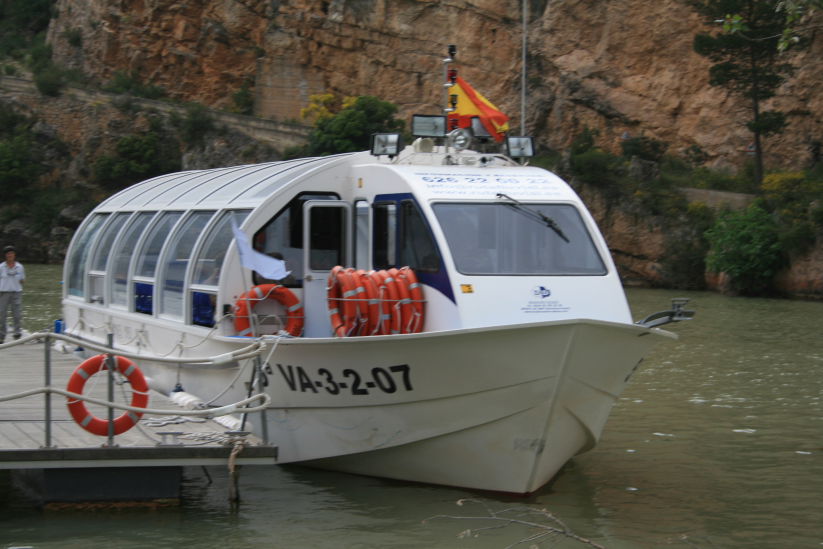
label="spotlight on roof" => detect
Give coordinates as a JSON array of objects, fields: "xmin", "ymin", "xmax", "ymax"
[
  {"xmin": 470, "ymin": 117, "xmax": 491, "ymax": 139},
  {"xmin": 371, "ymin": 133, "xmax": 402, "ymax": 158},
  {"xmin": 506, "ymin": 136, "xmax": 535, "ymax": 158},
  {"xmin": 412, "ymin": 115, "xmax": 447, "ymax": 138}
]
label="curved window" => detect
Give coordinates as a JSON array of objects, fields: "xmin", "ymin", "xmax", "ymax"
[
  {"xmin": 88, "ymin": 213, "xmax": 131, "ymax": 303},
  {"xmin": 190, "ymin": 210, "xmax": 249, "ymax": 327},
  {"xmin": 110, "ymin": 212, "xmax": 156, "ymax": 307},
  {"xmin": 66, "ymin": 214, "xmax": 109, "ymax": 297},
  {"xmin": 136, "ymin": 212, "xmax": 182, "ymax": 278},
  {"xmin": 133, "ymin": 212, "xmax": 182, "ymax": 314},
  {"xmin": 432, "ymin": 203, "xmax": 606, "ymax": 275},
  {"xmin": 192, "ymin": 211, "xmax": 248, "ymax": 286},
  {"xmin": 159, "ymin": 211, "xmax": 214, "ymax": 319}
]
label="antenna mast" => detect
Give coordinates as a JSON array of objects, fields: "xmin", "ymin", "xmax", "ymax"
[{"xmin": 521, "ymin": 0, "xmax": 527, "ymax": 135}]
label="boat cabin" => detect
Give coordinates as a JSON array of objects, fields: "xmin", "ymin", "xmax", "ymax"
[{"xmin": 63, "ymin": 140, "xmax": 632, "ymax": 342}]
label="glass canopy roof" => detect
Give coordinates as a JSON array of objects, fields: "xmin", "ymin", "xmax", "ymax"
[{"xmin": 96, "ymin": 154, "xmax": 353, "ymax": 211}]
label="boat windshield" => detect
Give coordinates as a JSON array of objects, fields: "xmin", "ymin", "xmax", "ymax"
[{"xmin": 432, "ymin": 202, "xmax": 607, "ymax": 275}]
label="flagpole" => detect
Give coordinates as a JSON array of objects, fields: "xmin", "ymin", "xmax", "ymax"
[{"xmin": 521, "ymin": 0, "xmax": 527, "ymax": 135}]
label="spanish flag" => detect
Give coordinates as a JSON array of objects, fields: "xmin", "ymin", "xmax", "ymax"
[{"xmin": 448, "ymin": 77, "xmax": 510, "ymax": 142}]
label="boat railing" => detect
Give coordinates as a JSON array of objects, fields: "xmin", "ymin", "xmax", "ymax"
[
  {"xmin": 636, "ymin": 298, "xmax": 696, "ymax": 329},
  {"xmin": 0, "ymin": 331, "xmax": 272, "ymax": 449}
]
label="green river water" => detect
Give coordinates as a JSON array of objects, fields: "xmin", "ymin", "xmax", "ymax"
[{"xmin": 2, "ymin": 265, "xmax": 822, "ymax": 548}]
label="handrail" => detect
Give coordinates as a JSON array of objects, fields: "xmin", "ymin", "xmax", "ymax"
[
  {"xmin": 0, "ymin": 331, "xmax": 267, "ymax": 365},
  {"xmin": 0, "ymin": 332, "xmax": 273, "ymax": 448},
  {"xmin": 0, "ymin": 385, "xmax": 271, "ymax": 417}
]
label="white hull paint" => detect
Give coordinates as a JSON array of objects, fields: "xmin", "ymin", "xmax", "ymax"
[{"xmin": 64, "ymin": 314, "xmax": 672, "ymax": 493}]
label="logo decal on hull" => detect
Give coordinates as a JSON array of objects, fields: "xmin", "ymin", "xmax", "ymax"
[{"xmin": 522, "ymin": 287, "xmax": 570, "ymax": 314}]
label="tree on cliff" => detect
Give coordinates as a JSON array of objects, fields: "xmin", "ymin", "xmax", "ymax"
[
  {"xmin": 305, "ymin": 96, "xmax": 404, "ymax": 156},
  {"xmin": 774, "ymin": 0, "xmax": 823, "ymax": 50},
  {"xmin": 692, "ymin": 0, "xmax": 796, "ymax": 186}
]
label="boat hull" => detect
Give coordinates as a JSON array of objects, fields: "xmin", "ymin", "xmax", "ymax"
[{"xmin": 96, "ymin": 318, "xmax": 672, "ymax": 494}]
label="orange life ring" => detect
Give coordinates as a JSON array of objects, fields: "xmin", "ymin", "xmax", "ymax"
[
  {"xmin": 234, "ymin": 284, "xmax": 304, "ymax": 337},
  {"xmin": 371, "ymin": 270, "xmax": 402, "ymax": 334},
  {"xmin": 347, "ymin": 268, "xmax": 370, "ymax": 336},
  {"xmin": 327, "ymin": 267, "xmax": 359, "ymax": 337},
  {"xmin": 364, "ymin": 270, "xmax": 392, "ymax": 335},
  {"xmin": 66, "ymin": 354, "xmax": 149, "ymax": 437},
  {"xmin": 387, "ymin": 268, "xmax": 414, "ymax": 334},
  {"xmin": 398, "ymin": 266, "xmax": 425, "ymax": 333}
]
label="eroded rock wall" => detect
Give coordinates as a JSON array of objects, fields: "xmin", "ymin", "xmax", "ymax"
[{"xmin": 47, "ymin": 0, "xmax": 823, "ymax": 171}]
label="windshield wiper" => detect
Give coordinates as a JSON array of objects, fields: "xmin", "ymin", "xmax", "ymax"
[{"xmin": 496, "ymin": 193, "xmax": 570, "ymax": 243}]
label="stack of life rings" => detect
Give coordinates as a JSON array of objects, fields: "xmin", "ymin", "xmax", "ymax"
[{"xmin": 328, "ymin": 266, "xmax": 425, "ymax": 337}]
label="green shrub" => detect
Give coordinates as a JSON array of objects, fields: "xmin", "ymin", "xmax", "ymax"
[
  {"xmin": 570, "ymin": 127, "xmax": 599, "ymax": 155},
  {"xmin": 33, "ymin": 66, "xmax": 64, "ymax": 96},
  {"xmin": 0, "ymin": 134, "xmax": 40, "ymax": 199},
  {"xmin": 705, "ymin": 205, "xmax": 784, "ymax": 295},
  {"xmin": 103, "ymin": 70, "xmax": 166, "ymax": 99},
  {"xmin": 684, "ymin": 145, "xmax": 708, "ymax": 166},
  {"xmin": 0, "ymin": 103, "xmax": 27, "ymax": 138},
  {"xmin": 570, "ymin": 148, "xmax": 623, "ymax": 188},
  {"xmin": 0, "ymin": 0, "xmax": 55, "ymax": 58},
  {"xmin": 63, "ymin": 28, "xmax": 82, "ymax": 48},
  {"xmin": 529, "ymin": 150, "xmax": 562, "ymax": 172},
  {"xmin": 179, "ymin": 103, "xmax": 215, "ymax": 145},
  {"xmin": 690, "ymin": 166, "xmax": 756, "ymax": 193},
  {"xmin": 94, "ymin": 132, "xmax": 180, "ymax": 189},
  {"xmin": 660, "ymin": 201, "xmax": 714, "ymax": 290},
  {"xmin": 620, "ymin": 136, "xmax": 667, "ymax": 162},
  {"xmin": 232, "ymin": 80, "xmax": 254, "ymax": 115},
  {"xmin": 306, "ymin": 95, "xmax": 403, "ymax": 155}
]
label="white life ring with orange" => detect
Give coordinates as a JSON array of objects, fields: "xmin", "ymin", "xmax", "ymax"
[
  {"xmin": 66, "ymin": 354, "xmax": 149, "ymax": 436},
  {"xmin": 234, "ymin": 284, "xmax": 304, "ymax": 337}
]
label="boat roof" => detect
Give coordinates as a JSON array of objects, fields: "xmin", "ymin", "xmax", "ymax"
[
  {"xmin": 95, "ymin": 154, "xmax": 355, "ymax": 212},
  {"xmin": 93, "ymin": 146, "xmax": 582, "ymax": 215}
]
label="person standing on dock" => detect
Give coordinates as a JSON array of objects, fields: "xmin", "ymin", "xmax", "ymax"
[{"xmin": 0, "ymin": 245, "xmax": 25, "ymax": 343}]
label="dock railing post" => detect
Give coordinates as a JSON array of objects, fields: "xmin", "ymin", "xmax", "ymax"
[
  {"xmin": 255, "ymin": 356, "xmax": 269, "ymax": 445},
  {"xmin": 43, "ymin": 332, "xmax": 53, "ymax": 448},
  {"xmin": 106, "ymin": 332, "xmax": 116, "ymax": 447}
]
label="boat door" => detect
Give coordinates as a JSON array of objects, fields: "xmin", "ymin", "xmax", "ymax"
[{"xmin": 302, "ymin": 200, "xmax": 353, "ymax": 337}]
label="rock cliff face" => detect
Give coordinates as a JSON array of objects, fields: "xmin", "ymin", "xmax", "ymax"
[
  {"xmin": 32, "ymin": 0, "xmax": 823, "ymax": 293},
  {"xmin": 47, "ymin": 0, "xmax": 823, "ymax": 172}
]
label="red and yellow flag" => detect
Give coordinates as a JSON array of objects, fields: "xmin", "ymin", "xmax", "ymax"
[{"xmin": 447, "ymin": 77, "xmax": 510, "ymax": 142}]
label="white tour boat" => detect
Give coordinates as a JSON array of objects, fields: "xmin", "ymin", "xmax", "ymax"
[{"xmin": 61, "ymin": 49, "xmax": 691, "ymax": 494}]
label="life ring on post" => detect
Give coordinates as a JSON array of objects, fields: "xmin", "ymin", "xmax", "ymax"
[
  {"xmin": 327, "ymin": 266, "xmax": 360, "ymax": 337},
  {"xmin": 66, "ymin": 354, "xmax": 149, "ymax": 436},
  {"xmin": 234, "ymin": 284, "xmax": 304, "ymax": 337}
]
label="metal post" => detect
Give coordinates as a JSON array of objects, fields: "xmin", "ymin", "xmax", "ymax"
[
  {"xmin": 106, "ymin": 332, "xmax": 116, "ymax": 447},
  {"xmin": 521, "ymin": 0, "xmax": 528, "ymax": 135},
  {"xmin": 256, "ymin": 356, "xmax": 269, "ymax": 445},
  {"xmin": 44, "ymin": 333, "xmax": 52, "ymax": 448}
]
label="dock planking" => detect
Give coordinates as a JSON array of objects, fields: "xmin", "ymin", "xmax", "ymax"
[{"xmin": 0, "ymin": 337, "xmax": 277, "ymax": 469}]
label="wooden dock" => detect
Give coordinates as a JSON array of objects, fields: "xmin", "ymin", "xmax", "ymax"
[{"xmin": 0, "ymin": 336, "xmax": 277, "ymax": 503}]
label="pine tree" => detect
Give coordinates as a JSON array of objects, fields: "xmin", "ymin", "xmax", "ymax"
[{"xmin": 692, "ymin": 0, "xmax": 796, "ymax": 185}]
